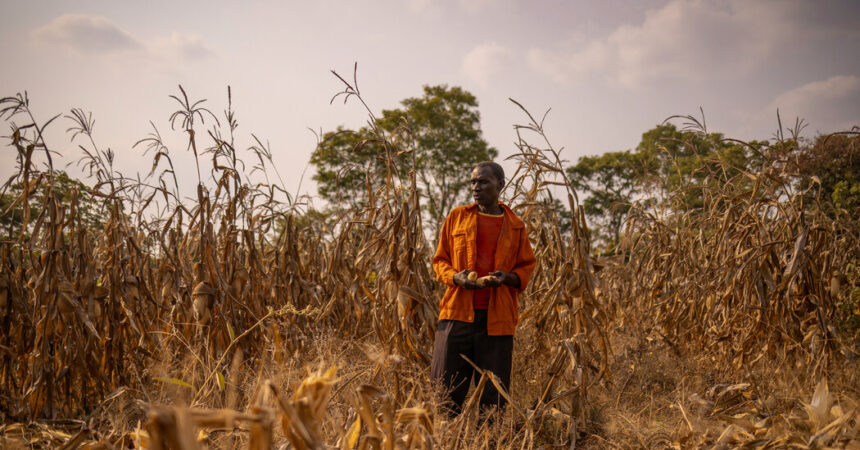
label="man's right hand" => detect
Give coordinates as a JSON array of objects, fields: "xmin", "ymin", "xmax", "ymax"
[{"xmin": 453, "ymin": 270, "xmax": 482, "ymax": 290}]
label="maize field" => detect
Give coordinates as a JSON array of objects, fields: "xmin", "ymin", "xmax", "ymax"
[{"xmin": 0, "ymin": 77, "xmax": 857, "ymax": 449}]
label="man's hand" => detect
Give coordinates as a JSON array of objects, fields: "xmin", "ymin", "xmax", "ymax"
[
  {"xmin": 490, "ymin": 271, "xmax": 520, "ymax": 289},
  {"xmin": 453, "ymin": 270, "xmax": 482, "ymax": 289},
  {"xmin": 454, "ymin": 270, "xmax": 520, "ymax": 289}
]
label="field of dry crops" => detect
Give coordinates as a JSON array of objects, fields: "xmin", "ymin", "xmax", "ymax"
[{"xmin": 0, "ymin": 80, "xmax": 857, "ymax": 449}]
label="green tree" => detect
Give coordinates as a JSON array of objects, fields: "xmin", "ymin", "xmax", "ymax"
[
  {"xmin": 793, "ymin": 133, "xmax": 860, "ymax": 217},
  {"xmin": 567, "ymin": 123, "xmax": 751, "ymax": 252},
  {"xmin": 310, "ymin": 126, "xmax": 397, "ymax": 210},
  {"xmin": 311, "ymin": 85, "xmax": 497, "ymax": 238},
  {"xmin": 1, "ymin": 171, "xmax": 104, "ymax": 237},
  {"xmin": 567, "ymin": 150, "xmax": 645, "ymax": 252},
  {"xmin": 636, "ymin": 124, "xmax": 749, "ymax": 210}
]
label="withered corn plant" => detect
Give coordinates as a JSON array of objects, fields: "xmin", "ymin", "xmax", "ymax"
[
  {"xmin": 608, "ymin": 116, "xmax": 859, "ymax": 375},
  {"xmin": 0, "ymin": 92, "xmax": 149, "ymax": 420},
  {"xmin": 0, "ymin": 76, "xmax": 610, "ymax": 449},
  {"xmin": 501, "ymin": 99, "xmax": 612, "ymax": 445},
  {"xmin": 4, "ymin": 74, "xmax": 854, "ymax": 448}
]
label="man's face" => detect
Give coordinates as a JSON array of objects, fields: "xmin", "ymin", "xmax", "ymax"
[{"xmin": 470, "ymin": 166, "xmax": 502, "ymax": 206}]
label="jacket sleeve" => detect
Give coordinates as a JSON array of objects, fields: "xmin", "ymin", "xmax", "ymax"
[
  {"xmin": 432, "ymin": 211, "xmax": 458, "ymax": 286},
  {"xmin": 511, "ymin": 227, "xmax": 536, "ymax": 292}
]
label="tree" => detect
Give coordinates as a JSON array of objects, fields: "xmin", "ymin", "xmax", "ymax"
[
  {"xmin": 792, "ymin": 133, "xmax": 860, "ymax": 217},
  {"xmin": 1, "ymin": 171, "xmax": 104, "ymax": 237},
  {"xmin": 567, "ymin": 150, "xmax": 645, "ymax": 253},
  {"xmin": 567, "ymin": 123, "xmax": 751, "ymax": 252},
  {"xmin": 310, "ymin": 126, "xmax": 398, "ymax": 210},
  {"xmin": 311, "ymin": 85, "xmax": 497, "ymax": 238},
  {"xmin": 635, "ymin": 124, "xmax": 749, "ymax": 211}
]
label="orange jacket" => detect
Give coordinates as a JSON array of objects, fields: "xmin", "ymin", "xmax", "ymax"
[{"xmin": 433, "ymin": 203, "xmax": 536, "ymax": 335}]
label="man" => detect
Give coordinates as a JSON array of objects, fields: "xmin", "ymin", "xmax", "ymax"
[{"xmin": 431, "ymin": 161, "xmax": 536, "ymax": 415}]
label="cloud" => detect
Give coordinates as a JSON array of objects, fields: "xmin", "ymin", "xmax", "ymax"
[
  {"xmin": 462, "ymin": 42, "xmax": 509, "ymax": 88},
  {"xmin": 31, "ymin": 14, "xmax": 143, "ymax": 54},
  {"xmin": 527, "ymin": 0, "xmax": 854, "ymax": 89},
  {"xmin": 406, "ymin": 0, "xmax": 443, "ymax": 16},
  {"xmin": 766, "ymin": 75, "xmax": 860, "ymax": 132},
  {"xmin": 457, "ymin": 0, "xmax": 500, "ymax": 14},
  {"xmin": 406, "ymin": 0, "xmax": 502, "ymax": 16},
  {"xmin": 31, "ymin": 14, "xmax": 214, "ymax": 63},
  {"xmin": 152, "ymin": 33, "xmax": 215, "ymax": 61}
]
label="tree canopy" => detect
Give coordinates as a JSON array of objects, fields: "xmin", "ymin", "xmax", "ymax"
[
  {"xmin": 311, "ymin": 85, "xmax": 497, "ymax": 238},
  {"xmin": 635, "ymin": 124, "xmax": 750, "ymax": 210},
  {"xmin": 567, "ymin": 150, "xmax": 645, "ymax": 251},
  {"xmin": 1, "ymin": 170, "xmax": 104, "ymax": 237},
  {"xmin": 792, "ymin": 133, "xmax": 860, "ymax": 217},
  {"xmin": 568, "ymin": 123, "xmax": 751, "ymax": 253}
]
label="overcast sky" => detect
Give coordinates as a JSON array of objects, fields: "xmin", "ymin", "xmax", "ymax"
[{"xmin": 1, "ymin": 0, "xmax": 858, "ymax": 202}]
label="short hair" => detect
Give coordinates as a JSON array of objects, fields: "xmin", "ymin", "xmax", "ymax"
[{"xmin": 474, "ymin": 161, "xmax": 505, "ymax": 185}]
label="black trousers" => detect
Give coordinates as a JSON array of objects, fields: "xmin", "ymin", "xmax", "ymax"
[{"xmin": 430, "ymin": 309, "xmax": 513, "ymax": 415}]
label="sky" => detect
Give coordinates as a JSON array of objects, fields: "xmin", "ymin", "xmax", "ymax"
[{"xmin": 1, "ymin": 0, "xmax": 859, "ymax": 203}]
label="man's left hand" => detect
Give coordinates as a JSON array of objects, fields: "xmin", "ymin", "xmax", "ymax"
[{"xmin": 489, "ymin": 271, "xmax": 520, "ymax": 289}]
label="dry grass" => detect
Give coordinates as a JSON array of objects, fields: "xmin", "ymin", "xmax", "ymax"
[{"xmin": 0, "ymin": 80, "xmax": 857, "ymax": 449}]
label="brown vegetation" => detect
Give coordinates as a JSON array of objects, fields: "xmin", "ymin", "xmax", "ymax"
[{"xmin": 0, "ymin": 79, "xmax": 857, "ymax": 449}]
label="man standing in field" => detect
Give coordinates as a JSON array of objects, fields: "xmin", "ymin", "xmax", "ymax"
[{"xmin": 431, "ymin": 161, "xmax": 536, "ymax": 415}]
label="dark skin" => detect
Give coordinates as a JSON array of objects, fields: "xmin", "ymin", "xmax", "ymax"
[{"xmin": 452, "ymin": 165, "xmax": 521, "ymax": 290}]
